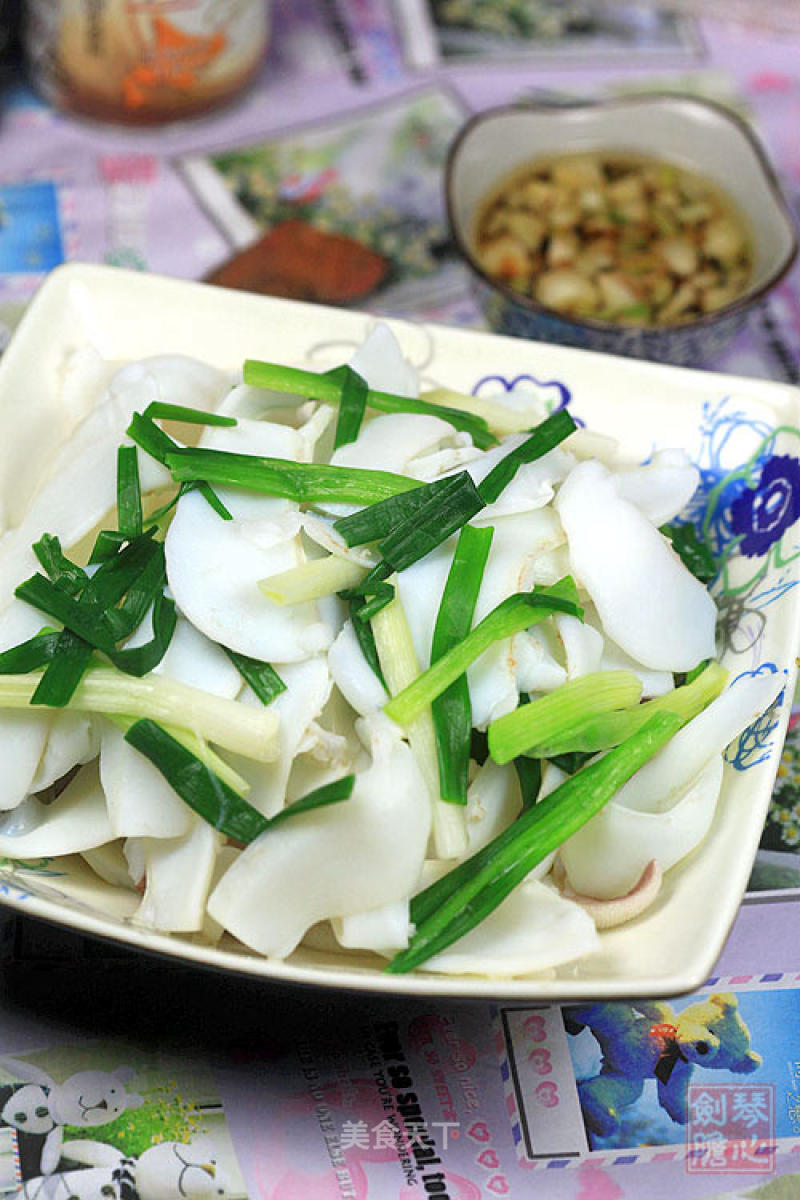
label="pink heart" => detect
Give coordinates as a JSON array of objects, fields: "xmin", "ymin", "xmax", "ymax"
[
  {"xmin": 467, "ymin": 1121, "xmax": 491, "ymax": 1143},
  {"xmin": 478, "ymin": 1149, "xmax": 500, "ymax": 1169},
  {"xmin": 487, "ymin": 1176, "xmax": 510, "ymax": 1195}
]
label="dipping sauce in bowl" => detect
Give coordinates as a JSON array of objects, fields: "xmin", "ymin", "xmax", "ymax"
[
  {"xmin": 474, "ymin": 151, "xmax": 754, "ymax": 328},
  {"xmin": 446, "ymin": 96, "xmax": 798, "ymax": 365}
]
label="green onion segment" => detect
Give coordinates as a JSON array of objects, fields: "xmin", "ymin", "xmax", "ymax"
[
  {"xmin": 221, "ymin": 647, "xmax": 286, "ymax": 707},
  {"xmin": 242, "ymin": 357, "xmax": 497, "ymax": 450},
  {"xmin": 477, "ymin": 408, "xmax": 577, "ymax": 504},
  {"xmin": 488, "ymin": 670, "xmax": 643, "ymax": 765},
  {"xmin": 383, "ymin": 577, "xmax": 582, "ymax": 728},
  {"xmin": 165, "ymin": 447, "xmax": 421, "ymax": 506},
  {"xmin": 386, "ymin": 710, "xmax": 683, "ymax": 973},
  {"xmin": 0, "ymin": 667, "xmax": 279, "ymax": 761},
  {"xmin": 327, "ymin": 364, "xmax": 369, "ymax": 450},
  {"xmin": 516, "ymin": 660, "xmax": 728, "ymax": 759},
  {"xmin": 431, "ymin": 524, "xmax": 494, "ymax": 803},
  {"xmin": 125, "ymin": 717, "xmax": 353, "ymax": 843}
]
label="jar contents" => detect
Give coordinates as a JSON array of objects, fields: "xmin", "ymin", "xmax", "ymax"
[
  {"xmin": 472, "ymin": 151, "xmax": 754, "ymax": 327},
  {"xmin": 24, "ymin": 0, "xmax": 269, "ymax": 125}
]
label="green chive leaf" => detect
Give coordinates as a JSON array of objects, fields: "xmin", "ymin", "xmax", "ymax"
[
  {"xmin": 430, "ymin": 524, "xmax": 494, "ymax": 804},
  {"xmin": 0, "ymin": 630, "xmax": 62, "ymax": 674},
  {"xmin": 30, "ymin": 630, "xmax": 94, "ymax": 708},
  {"xmin": 477, "ymin": 408, "xmax": 577, "ymax": 504},
  {"xmin": 222, "ymin": 647, "xmax": 286, "ymax": 706},
  {"xmin": 328, "ymin": 364, "xmax": 369, "ymax": 450},
  {"xmin": 124, "ymin": 718, "xmax": 270, "ymax": 843},
  {"xmin": 384, "ymin": 577, "xmax": 583, "ymax": 728},
  {"xmin": 165, "ymin": 447, "xmax": 420, "ymax": 507},
  {"xmin": 116, "ymin": 445, "xmax": 143, "ymax": 540},
  {"xmin": 261, "ymin": 774, "xmax": 355, "ymax": 830},
  {"xmin": 242, "ymin": 358, "xmax": 497, "ymax": 450},
  {"xmin": 661, "ymin": 521, "xmax": 716, "ymax": 585},
  {"xmin": 386, "ymin": 710, "xmax": 682, "ymax": 973},
  {"xmin": 33, "ymin": 534, "xmax": 88, "ymax": 596},
  {"xmin": 488, "ymin": 670, "xmax": 643, "ymax": 765},
  {"xmin": 142, "ymin": 401, "xmax": 237, "ymax": 427},
  {"xmin": 377, "ymin": 472, "xmax": 484, "ymax": 574}
]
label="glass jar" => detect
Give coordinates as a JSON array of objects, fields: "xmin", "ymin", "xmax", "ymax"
[{"xmin": 24, "ymin": 0, "xmax": 270, "ymax": 125}]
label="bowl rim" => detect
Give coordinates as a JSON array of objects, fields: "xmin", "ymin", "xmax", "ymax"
[{"xmin": 445, "ymin": 91, "xmax": 800, "ymax": 337}]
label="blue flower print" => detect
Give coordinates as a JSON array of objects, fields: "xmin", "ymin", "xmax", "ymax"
[{"xmin": 729, "ymin": 454, "xmax": 800, "ymax": 558}]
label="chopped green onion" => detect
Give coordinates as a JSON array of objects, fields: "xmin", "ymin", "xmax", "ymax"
[
  {"xmin": 126, "ymin": 410, "xmax": 177, "ymax": 465},
  {"xmin": 0, "ymin": 630, "xmax": 62, "ymax": 674},
  {"xmin": 30, "ymin": 630, "xmax": 93, "ymax": 708},
  {"xmin": 125, "ymin": 717, "xmax": 354, "ymax": 842},
  {"xmin": 260, "ymin": 774, "xmax": 355, "ymax": 830},
  {"xmin": 0, "ymin": 666, "xmax": 279, "ymax": 761},
  {"xmin": 195, "ymin": 482, "xmax": 233, "ymax": 522},
  {"xmin": 94, "ymin": 537, "xmax": 167, "ymax": 644},
  {"xmin": 17, "ymin": 533, "xmax": 176, "ymax": 682},
  {"xmin": 33, "ymin": 534, "xmax": 88, "ymax": 596},
  {"xmin": 349, "ymin": 602, "xmax": 387, "ymax": 692},
  {"xmin": 477, "ymin": 408, "xmax": 577, "ymax": 504},
  {"xmin": 89, "ymin": 529, "xmax": 132, "ymax": 565},
  {"xmin": 108, "ymin": 714, "xmax": 251, "ymax": 797},
  {"xmin": 142, "ymin": 401, "xmax": 237, "ymax": 427},
  {"xmin": 376, "ymin": 472, "xmax": 484, "ymax": 574},
  {"xmin": 661, "ymin": 521, "xmax": 716, "ymax": 585},
  {"xmin": 116, "ymin": 445, "xmax": 143, "ymax": 540},
  {"xmin": 383, "ymin": 577, "xmax": 582, "ymax": 728},
  {"xmin": 546, "ymin": 750, "xmax": 594, "ymax": 775},
  {"xmin": 242, "ymin": 358, "xmax": 497, "ymax": 450},
  {"xmin": 371, "ymin": 582, "xmax": 468, "ymax": 860},
  {"xmin": 107, "ymin": 590, "xmax": 177, "ymax": 678},
  {"xmin": 165, "ymin": 447, "xmax": 421, "ymax": 506},
  {"xmin": 124, "ymin": 718, "xmax": 270, "ymax": 843},
  {"xmin": 386, "ymin": 710, "xmax": 683, "ymax": 973},
  {"xmin": 521, "ymin": 660, "xmax": 728, "ymax": 758},
  {"xmin": 126, "ymin": 412, "xmax": 231, "ymax": 520},
  {"xmin": 514, "ymin": 754, "xmax": 542, "ymax": 809},
  {"xmin": 338, "ymin": 560, "xmax": 395, "ymax": 622},
  {"xmin": 488, "ymin": 670, "xmax": 643, "ymax": 765},
  {"xmin": 259, "ymin": 555, "xmax": 367, "ymax": 605},
  {"xmin": 221, "ymin": 647, "xmax": 286, "ymax": 707},
  {"xmin": 420, "ymin": 386, "xmax": 539, "ymax": 437},
  {"xmin": 334, "ymin": 474, "xmax": 477, "ymax": 548},
  {"xmin": 328, "ymin": 364, "xmax": 368, "ymax": 449},
  {"xmin": 431, "ymin": 524, "xmax": 494, "ymax": 804},
  {"xmin": 16, "ymin": 573, "xmax": 117, "ymax": 655}
]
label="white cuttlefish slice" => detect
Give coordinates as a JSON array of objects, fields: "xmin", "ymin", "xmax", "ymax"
[
  {"xmin": 348, "ymin": 321, "xmax": 419, "ymax": 397},
  {"xmin": 132, "ymin": 819, "xmax": 224, "ymax": 933},
  {"xmin": 615, "ymin": 448, "xmax": 700, "ymax": 527},
  {"xmin": 328, "ymin": 619, "xmax": 389, "ymax": 717},
  {"xmin": 411, "ymin": 867, "xmax": 599, "ymax": 978},
  {"xmin": 555, "ymin": 458, "xmax": 716, "ymax": 671},
  {"xmin": 559, "ymin": 670, "xmax": 784, "ymax": 899},
  {"xmin": 0, "ymin": 760, "xmax": 113, "ymax": 858},
  {"xmin": 165, "ymin": 419, "xmax": 333, "ymax": 662},
  {"xmin": 99, "ymin": 615, "xmax": 241, "ymax": 840},
  {"xmin": 330, "ymin": 412, "xmax": 462, "ymax": 478},
  {"xmin": 0, "ymin": 356, "xmax": 231, "ymax": 609},
  {"xmin": 207, "ymin": 713, "xmax": 431, "ymax": 959},
  {"xmin": 224, "ymin": 657, "xmax": 333, "ymax": 820},
  {"xmin": 0, "ymin": 600, "xmax": 57, "ymax": 812}
]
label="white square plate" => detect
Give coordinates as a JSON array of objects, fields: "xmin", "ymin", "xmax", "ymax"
[{"xmin": 1, "ymin": 262, "xmax": 799, "ymax": 999}]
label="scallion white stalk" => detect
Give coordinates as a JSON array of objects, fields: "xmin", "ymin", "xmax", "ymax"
[
  {"xmin": 259, "ymin": 555, "xmax": 368, "ymax": 605},
  {"xmin": 371, "ymin": 583, "xmax": 468, "ymax": 860},
  {"xmin": 0, "ymin": 667, "xmax": 279, "ymax": 762}
]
